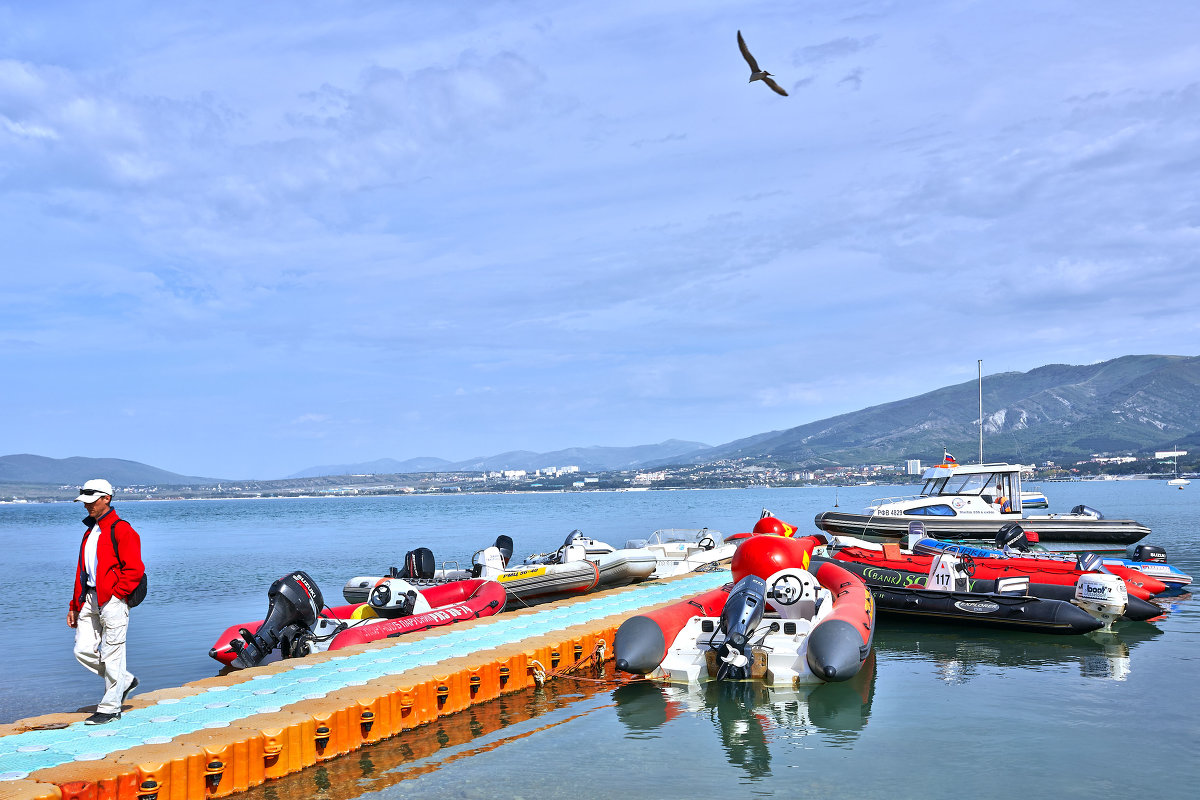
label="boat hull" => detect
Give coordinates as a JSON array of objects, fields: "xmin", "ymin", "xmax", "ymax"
[{"xmin": 814, "ymin": 510, "xmax": 1151, "ymax": 546}]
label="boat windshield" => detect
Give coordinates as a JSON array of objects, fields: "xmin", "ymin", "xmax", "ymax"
[
  {"xmin": 645, "ymin": 529, "xmax": 716, "ymax": 546},
  {"xmin": 920, "ymin": 477, "xmax": 948, "ymax": 495},
  {"xmin": 937, "ymin": 473, "xmax": 994, "ymax": 496}
]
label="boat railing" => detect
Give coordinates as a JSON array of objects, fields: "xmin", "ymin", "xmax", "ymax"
[{"xmin": 868, "ymin": 494, "xmax": 921, "ymax": 508}]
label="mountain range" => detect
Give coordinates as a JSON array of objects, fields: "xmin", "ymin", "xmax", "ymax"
[{"xmin": 4, "ymin": 354, "xmax": 1198, "ymax": 486}]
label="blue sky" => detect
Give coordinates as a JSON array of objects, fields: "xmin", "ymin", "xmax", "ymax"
[{"xmin": 3, "ymin": 1, "xmax": 1199, "ymax": 479}]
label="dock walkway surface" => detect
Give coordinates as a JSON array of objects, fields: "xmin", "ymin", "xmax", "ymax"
[{"xmin": 0, "ymin": 570, "xmax": 728, "ymax": 800}]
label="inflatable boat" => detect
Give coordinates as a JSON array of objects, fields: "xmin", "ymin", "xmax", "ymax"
[
  {"xmin": 622, "ymin": 528, "xmax": 738, "ymax": 578},
  {"xmin": 615, "ymin": 535, "xmax": 874, "ymax": 685},
  {"xmin": 815, "ymin": 551, "xmax": 1163, "ymax": 623},
  {"xmin": 343, "ymin": 531, "xmax": 657, "ymax": 606},
  {"xmin": 824, "ymin": 535, "xmax": 1167, "ymax": 600},
  {"xmin": 807, "ymin": 547, "xmax": 1114, "ymax": 633},
  {"xmin": 210, "ymin": 571, "xmax": 505, "ymax": 669},
  {"xmin": 910, "ymin": 525, "xmax": 1192, "ymax": 593}
]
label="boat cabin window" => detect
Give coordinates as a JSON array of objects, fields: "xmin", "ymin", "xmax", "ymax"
[
  {"xmin": 920, "ymin": 477, "xmax": 948, "ymax": 495},
  {"xmin": 905, "ymin": 504, "xmax": 956, "ymax": 516},
  {"xmin": 941, "ymin": 473, "xmax": 992, "ymax": 496}
]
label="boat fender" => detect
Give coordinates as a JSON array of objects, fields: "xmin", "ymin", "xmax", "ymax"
[
  {"xmin": 806, "ymin": 618, "xmax": 867, "ymax": 682},
  {"xmin": 1073, "ymin": 573, "xmax": 1128, "ymax": 628},
  {"xmin": 614, "ymin": 616, "xmax": 670, "ymax": 675},
  {"xmin": 368, "ymin": 577, "xmax": 434, "ymax": 618},
  {"xmin": 764, "ymin": 568, "xmax": 819, "ymax": 621}
]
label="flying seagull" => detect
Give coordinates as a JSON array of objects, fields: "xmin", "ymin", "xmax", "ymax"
[{"xmin": 737, "ymin": 30, "xmax": 788, "ymax": 96}]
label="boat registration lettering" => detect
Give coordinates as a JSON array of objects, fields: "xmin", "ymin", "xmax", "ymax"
[{"xmin": 499, "ymin": 567, "xmax": 546, "ymax": 582}]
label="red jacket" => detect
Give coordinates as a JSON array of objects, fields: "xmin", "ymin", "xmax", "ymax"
[{"xmin": 71, "ymin": 508, "xmax": 145, "ymax": 612}]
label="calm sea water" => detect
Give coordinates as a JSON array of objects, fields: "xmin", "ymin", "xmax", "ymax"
[{"xmin": 2, "ymin": 482, "xmax": 1197, "ymax": 797}]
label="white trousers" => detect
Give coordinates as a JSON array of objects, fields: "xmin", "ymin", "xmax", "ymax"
[{"xmin": 73, "ymin": 591, "xmax": 133, "ymax": 714}]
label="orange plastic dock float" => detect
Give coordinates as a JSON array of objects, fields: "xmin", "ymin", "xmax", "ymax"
[{"xmin": 0, "ymin": 570, "xmax": 729, "ymax": 800}]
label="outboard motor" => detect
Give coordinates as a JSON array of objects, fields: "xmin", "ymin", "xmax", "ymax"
[
  {"xmin": 231, "ymin": 571, "xmax": 323, "ymax": 669},
  {"xmin": 995, "ymin": 522, "xmax": 1032, "ymax": 552},
  {"xmin": 495, "ymin": 534, "xmax": 513, "ymax": 566},
  {"xmin": 368, "ymin": 577, "xmax": 433, "ymax": 618},
  {"xmin": 1076, "ymin": 552, "xmax": 1109, "ymax": 574},
  {"xmin": 1074, "ymin": 573, "xmax": 1128, "ymax": 630},
  {"xmin": 1128, "ymin": 544, "xmax": 1167, "ymax": 563},
  {"xmin": 1070, "ymin": 504, "xmax": 1105, "ymax": 520},
  {"xmin": 765, "ymin": 568, "xmax": 819, "ymax": 621},
  {"xmin": 713, "ymin": 575, "xmax": 768, "ymax": 681},
  {"xmin": 394, "ymin": 548, "xmax": 436, "ymax": 580}
]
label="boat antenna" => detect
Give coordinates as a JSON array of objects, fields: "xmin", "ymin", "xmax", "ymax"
[
  {"xmin": 834, "ymin": 487, "xmax": 839, "ymax": 507},
  {"xmin": 978, "ymin": 359, "xmax": 984, "ymax": 464}
]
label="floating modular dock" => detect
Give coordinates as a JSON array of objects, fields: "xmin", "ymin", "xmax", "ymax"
[{"xmin": 0, "ymin": 571, "xmax": 728, "ymax": 800}]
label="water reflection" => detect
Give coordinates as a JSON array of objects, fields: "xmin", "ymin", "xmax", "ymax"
[
  {"xmin": 614, "ymin": 653, "xmax": 876, "ymax": 780},
  {"xmin": 238, "ymin": 671, "xmax": 614, "ymax": 800},
  {"xmin": 877, "ymin": 620, "xmax": 1162, "ymax": 683}
]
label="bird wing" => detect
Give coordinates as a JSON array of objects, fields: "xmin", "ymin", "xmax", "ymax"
[
  {"xmin": 762, "ymin": 76, "xmax": 789, "ymax": 96},
  {"xmin": 737, "ymin": 30, "xmax": 761, "ymax": 73}
]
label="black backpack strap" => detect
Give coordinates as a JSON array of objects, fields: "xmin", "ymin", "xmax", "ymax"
[{"xmin": 108, "ymin": 519, "xmax": 128, "ymax": 569}]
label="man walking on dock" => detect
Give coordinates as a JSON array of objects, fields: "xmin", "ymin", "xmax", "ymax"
[{"xmin": 67, "ymin": 479, "xmax": 144, "ymax": 724}]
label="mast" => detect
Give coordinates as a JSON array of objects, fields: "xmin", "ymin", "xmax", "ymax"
[{"xmin": 978, "ymin": 360, "xmax": 983, "ymax": 464}]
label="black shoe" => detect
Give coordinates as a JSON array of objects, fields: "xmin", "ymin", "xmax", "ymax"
[
  {"xmin": 85, "ymin": 711, "xmax": 121, "ymax": 725},
  {"xmin": 122, "ymin": 676, "xmax": 139, "ymax": 705}
]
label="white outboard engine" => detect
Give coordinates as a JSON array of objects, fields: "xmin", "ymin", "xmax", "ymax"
[
  {"xmin": 1074, "ymin": 573, "xmax": 1128, "ymax": 630},
  {"xmin": 927, "ymin": 551, "xmax": 971, "ymax": 591},
  {"xmin": 765, "ymin": 568, "xmax": 820, "ymax": 621},
  {"xmin": 714, "ymin": 575, "xmax": 768, "ymax": 680},
  {"xmin": 231, "ymin": 570, "xmax": 325, "ymax": 669},
  {"xmin": 368, "ymin": 577, "xmax": 433, "ymax": 618}
]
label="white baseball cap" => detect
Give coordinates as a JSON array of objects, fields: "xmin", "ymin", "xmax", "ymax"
[{"xmin": 74, "ymin": 479, "xmax": 114, "ymax": 502}]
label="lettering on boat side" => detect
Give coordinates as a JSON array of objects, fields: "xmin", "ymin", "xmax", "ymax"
[
  {"xmin": 498, "ymin": 567, "xmax": 547, "ymax": 582},
  {"xmin": 953, "ymin": 600, "xmax": 999, "ymax": 614}
]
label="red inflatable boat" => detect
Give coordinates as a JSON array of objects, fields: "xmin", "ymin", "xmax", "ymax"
[{"xmin": 210, "ymin": 573, "xmax": 505, "ymax": 668}]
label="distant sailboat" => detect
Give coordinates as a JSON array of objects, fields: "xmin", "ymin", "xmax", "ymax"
[{"xmin": 1167, "ymin": 449, "xmax": 1190, "ymax": 488}]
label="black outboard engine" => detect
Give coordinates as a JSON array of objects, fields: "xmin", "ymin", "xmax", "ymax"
[
  {"xmin": 393, "ymin": 547, "xmax": 436, "ymax": 580},
  {"xmin": 231, "ymin": 571, "xmax": 323, "ymax": 669},
  {"xmin": 495, "ymin": 534, "xmax": 513, "ymax": 567},
  {"xmin": 1070, "ymin": 504, "xmax": 1105, "ymax": 520},
  {"xmin": 995, "ymin": 522, "xmax": 1032, "ymax": 552},
  {"xmin": 713, "ymin": 575, "xmax": 767, "ymax": 681},
  {"xmin": 1128, "ymin": 544, "xmax": 1167, "ymax": 563}
]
